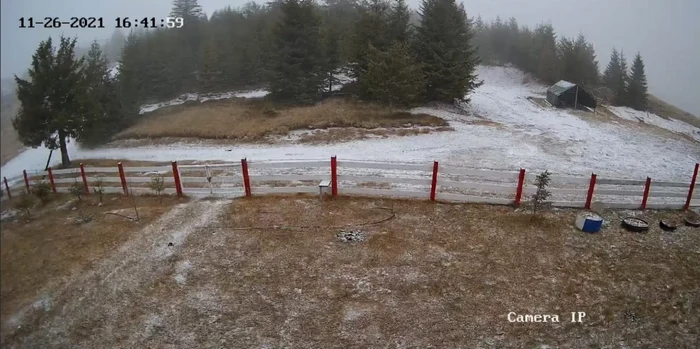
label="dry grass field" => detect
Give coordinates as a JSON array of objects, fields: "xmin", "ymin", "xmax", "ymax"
[
  {"xmin": 1, "ymin": 194, "xmax": 699, "ymax": 348},
  {"xmin": 116, "ymin": 97, "xmax": 449, "ymax": 142}
]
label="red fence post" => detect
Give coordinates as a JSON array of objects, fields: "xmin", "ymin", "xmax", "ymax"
[
  {"xmin": 4, "ymin": 177, "xmax": 11, "ymax": 200},
  {"xmin": 23, "ymin": 170, "xmax": 30, "ymax": 194},
  {"xmin": 641, "ymin": 177, "xmax": 651, "ymax": 210},
  {"xmin": 430, "ymin": 161, "xmax": 439, "ymax": 201},
  {"xmin": 118, "ymin": 162, "xmax": 128, "ymax": 195},
  {"xmin": 80, "ymin": 163, "xmax": 89, "ymax": 194},
  {"xmin": 331, "ymin": 156, "xmax": 338, "ymax": 197},
  {"xmin": 514, "ymin": 168, "xmax": 526, "ymax": 206},
  {"xmin": 172, "ymin": 161, "xmax": 183, "ymax": 197},
  {"xmin": 48, "ymin": 168, "xmax": 57, "ymax": 193},
  {"xmin": 241, "ymin": 158, "xmax": 251, "ymax": 197},
  {"xmin": 685, "ymin": 163, "xmax": 699, "ymax": 211},
  {"xmin": 585, "ymin": 173, "xmax": 597, "ymax": 210}
]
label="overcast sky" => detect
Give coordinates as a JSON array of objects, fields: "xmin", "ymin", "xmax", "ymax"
[{"xmin": 2, "ymin": 0, "xmax": 699, "ymax": 115}]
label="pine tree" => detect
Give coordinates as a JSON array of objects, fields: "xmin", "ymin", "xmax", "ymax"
[
  {"xmin": 13, "ymin": 36, "xmax": 86, "ymax": 167},
  {"xmin": 389, "ymin": 0, "xmax": 411, "ymax": 43},
  {"xmin": 360, "ymin": 42, "xmax": 424, "ymax": 109},
  {"xmin": 615, "ymin": 50, "xmax": 629, "ymax": 106},
  {"xmin": 268, "ymin": 0, "xmax": 325, "ymax": 104},
  {"xmin": 414, "ymin": 0, "xmax": 481, "ymax": 103},
  {"xmin": 198, "ymin": 35, "xmax": 225, "ymax": 93},
  {"xmin": 626, "ymin": 52, "xmax": 648, "ymax": 111},
  {"xmin": 531, "ymin": 23, "xmax": 558, "ymax": 84},
  {"xmin": 602, "ymin": 48, "xmax": 621, "ymax": 89},
  {"xmin": 351, "ymin": 0, "xmax": 392, "ymax": 84},
  {"xmin": 78, "ymin": 41, "xmax": 121, "ymax": 146},
  {"xmin": 170, "ymin": 0, "xmax": 203, "ymax": 19},
  {"xmin": 321, "ymin": 24, "xmax": 343, "ymax": 92}
]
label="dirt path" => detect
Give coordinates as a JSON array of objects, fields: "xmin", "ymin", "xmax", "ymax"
[{"xmin": 2, "ymin": 199, "xmax": 230, "ymax": 348}]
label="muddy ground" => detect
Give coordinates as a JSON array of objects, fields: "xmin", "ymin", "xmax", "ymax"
[{"xmin": 1, "ymin": 195, "xmax": 699, "ymax": 348}]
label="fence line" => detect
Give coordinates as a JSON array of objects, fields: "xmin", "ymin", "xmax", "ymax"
[{"xmin": 2, "ymin": 158, "xmax": 699, "ymax": 210}]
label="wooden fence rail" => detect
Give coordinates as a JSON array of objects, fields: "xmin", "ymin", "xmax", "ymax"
[{"xmin": 2, "ymin": 158, "xmax": 699, "ymax": 210}]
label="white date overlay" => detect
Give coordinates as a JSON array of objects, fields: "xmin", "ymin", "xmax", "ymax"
[{"xmin": 507, "ymin": 312, "xmax": 586, "ymax": 323}]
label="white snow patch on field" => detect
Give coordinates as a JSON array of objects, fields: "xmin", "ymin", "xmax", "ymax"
[
  {"xmin": 3, "ymin": 66, "xmax": 699, "ymax": 184},
  {"xmin": 607, "ymin": 106, "xmax": 700, "ymax": 142}
]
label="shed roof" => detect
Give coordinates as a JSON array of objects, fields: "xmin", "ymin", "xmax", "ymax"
[{"xmin": 548, "ymin": 80, "xmax": 576, "ymax": 96}]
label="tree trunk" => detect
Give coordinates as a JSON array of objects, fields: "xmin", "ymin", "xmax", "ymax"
[{"xmin": 58, "ymin": 131, "xmax": 71, "ymax": 168}]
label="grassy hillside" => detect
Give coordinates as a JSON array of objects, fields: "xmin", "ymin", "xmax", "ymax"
[
  {"xmin": 0, "ymin": 93, "xmax": 23, "ymax": 166},
  {"xmin": 647, "ymin": 95, "xmax": 700, "ymax": 128}
]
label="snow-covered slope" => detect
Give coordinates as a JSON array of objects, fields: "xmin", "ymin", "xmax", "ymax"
[
  {"xmin": 2, "ymin": 66, "xmax": 699, "ymax": 183},
  {"xmin": 607, "ymin": 106, "xmax": 700, "ymax": 143}
]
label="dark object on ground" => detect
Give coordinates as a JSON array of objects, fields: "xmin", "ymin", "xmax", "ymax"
[
  {"xmin": 337, "ymin": 229, "xmax": 366, "ymax": 243},
  {"xmin": 621, "ymin": 217, "xmax": 649, "ymax": 233},
  {"xmin": 168, "ymin": 242, "xmax": 174, "ymax": 247},
  {"xmin": 684, "ymin": 216, "xmax": 700, "ymax": 227},
  {"xmin": 659, "ymin": 220, "xmax": 678, "ymax": 232}
]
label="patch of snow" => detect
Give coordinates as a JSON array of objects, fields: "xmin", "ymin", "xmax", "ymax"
[
  {"xmin": 2, "ymin": 66, "xmax": 698, "ymax": 187},
  {"xmin": 607, "ymin": 106, "xmax": 700, "ymax": 143},
  {"xmin": 108, "ymin": 63, "xmax": 120, "ymax": 79}
]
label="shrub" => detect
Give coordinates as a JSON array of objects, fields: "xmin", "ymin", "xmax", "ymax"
[
  {"xmin": 531, "ymin": 170, "xmax": 552, "ymax": 215},
  {"xmin": 14, "ymin": 194, "xmax": 35, "ymax": 217},
  {"xmin": 32, "ymin": 181, "xmax": 52, "ymax": 205},
  {"xmin": 93, "ymin": 176, "xmax": 105, "ymax": 204},
  {"xmin": 149, "ymin": 175, "xmax": 165, "ymax": 200},
  {"xmin": 69, "ymin": 180, "xmax": 86, "ymax": 201}
]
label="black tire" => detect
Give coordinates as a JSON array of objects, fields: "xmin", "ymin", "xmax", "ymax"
[
  {"xmin": 684, "ymin": 217, "xmax": 700, "ymax": 227},
  {"xmin": 621, "ymin": 217, "xmax": 649, "ymax": 233},
  {"xmin": 659, "ymin": 220, "xmax": 678, "ymax": 232}
]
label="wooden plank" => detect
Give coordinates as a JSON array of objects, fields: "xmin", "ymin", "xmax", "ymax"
[
  {"xmin": 26, "ymin": 170, "xmax": 49, "ymax": 177},
  {"xmin": 249, "ymin": 160, "xmax": 329, "ymax": 169},
  {"xmin": 83, "ymin": 167, "xmax": 119, "ymax": 173},
  {"xmin": 647, "ymin": 190, "xmax": 690, "ymax": 198},
  {"xmin": 436, "ymin": 192, "xmax": 512, "ymax": 205},
  {"xmin": 122, "ymin": 166, "xmax": 171, "ymax": 173},
  {"xmin": 180, "ymin": 177, "xmax": 210, "ymax": 183},
  {"xmin": 340, "ymin": 187, "xmax": 428, "ymax": 199},
  {"xmin": 51, "ymin": 168, "xmax": 79, "ymax": 175},
  {"xmin": 649, "ymin": 180, "xmax": 692, "ymax": 188},
  {"xmin": 440, "ymin": 166, "xmax": 520, "ymax": 180},
  {"xmin": 85, "ymin": 176, "xmax": 122, "ymax": 183},
  {"xmin": 596, "ymin": 178, "xmax": 647, "ymax": 186},
  {"xmin": 53, "ymin": 178, "xmax": 81, "ymax": 184},
  {"xmin": 250, "ymin": 174, "xmax": 329, "ymax": 182},
  {"xmin": 548, "ymin": 188, "xmax": 589, "ymax": 196},
  {"xmin": 438, "ymin": 179, "xmax": 515, "ymax": 193},
  {"xmin": 549, "ymin": 175, "xmax": 591, "ymax": 185},
  {"xmin": 178, "ymin": 163, "xmax": 239, "ymax": 169},
  {"xmin": 251, "ymin": 186, "xmax": 319, "ymax": 194},
  {"xmin": 337, "ymin": 161, "xmax": 432, "ymax": 172},
  {"xmin": 595, "ymin": 189, "xmax": 643, "ymax": 197},
  {"xmin": 340, "ymin": 175, "xmax": 431, "ymax": 186}
]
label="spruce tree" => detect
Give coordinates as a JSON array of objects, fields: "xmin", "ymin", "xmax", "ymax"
[
  {"xmin": 13, "ymin": 36, "xmax": 85, "ymax": 167},
  {"xmin": 602, "ymin": 48, "xmax": 621, "ymax": 89},
  {"xmin": 615, "ymin": 50, "xmax": 629, "ymax": 106},
  {"xmin": 626, "ymin": 52, "xmax": 648, "ymax": 111},
  {"xmin": 351, "ymin": 0, "xmax": 392, "ymax": 84},
  {"xmin": 78, "ymin": 41, "xmax": 121, "ymax": 146},
  {"xmin": 360, "ymin": 42, "xmax": 425, "ymax": 109},
  {"xmin": 414, "ymin": 0, "xmax": 481, "ymax": 103},
  {"xmin": 268, "ymin": 0, "xmax": 325, "ymax": 104},
  {"xmin": 198, "ymin": 36, "xmax": 225, "ymax": 93},
  {"xmin": 531, "ymin": 23, "xmax": 558, "ymax": 84},
  {"xmin": 389, "ymin": 0, "xmax": 411, "ymax": 43}
]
